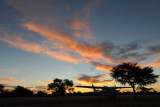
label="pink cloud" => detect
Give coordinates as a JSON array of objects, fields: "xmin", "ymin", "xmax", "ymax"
[
  {"xmin": 0, "ymin": 77, "xmax": 24, "ymax": 84},
  {"xmin": 36, "ymin": 80, "xmax": 52, "ymax": 84}
]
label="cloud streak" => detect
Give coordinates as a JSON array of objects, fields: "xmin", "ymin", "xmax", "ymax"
[
  {"xmin": 0, "ymin": 33, "xmax": 83, "ymax": 63},
  {"xmin": 149, "ymin": 58, "xmax": 160, "ymax": 67},
  {"xmin": 23, "ymin": 22, "xmax": 114, "ymax": 63},
  {"xmin": 76, "ymin": 74, "xmax": 113, "ymax": 85},
  {"xmin": 148, "ymin": 45, "xmax": 160, "ymax": 54},
  {"xmin": 36, "ymin": 80, "xmax": 52, "ymax": 84},
  {"xmin": 0, "ymin": 77, "xmax": 24, "ymax": 84},
  {"xmin": 65, "ymin": 0, "xmax": 103, "ymax": 39},
  {"xmin": 1, "ymin": 0, "xmax": 160, "ymax": 74},
  {"xmin": 92, "ymin": 62, "xmax": 113, "ymax": 72}
]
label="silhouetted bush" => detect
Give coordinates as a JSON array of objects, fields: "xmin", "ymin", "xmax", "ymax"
[
  {"xmin": 36, "ymin": 91, "xmax": 48, "ymax": 97},
  {"xmin": 48, "ymin": 78, "xmax": 74, "ymax": 95},
  {"xmin": 13, "ymin": 86, "xmax": 33, "ymax": 97}
]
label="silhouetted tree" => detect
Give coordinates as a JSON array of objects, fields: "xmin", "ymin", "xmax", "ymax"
[
  {"xmin": 3, "ymin": 90, "xmax": 15, "ymax": 97},
  {"xmin": 0, "ymin": 84, "xmax": 4, "ymax": 96},
  {"xmin": 68, "ymin": 87, "xmax": 74, "ymax": 94},
  {"xmin": 111, "ymin": 62, "xmax": 159, "ymax": 97},
  {"xmin": 137, "ymin": 86, "xmax": 155, "ymax": 93},
  {"xmin": 48, "ymin": 78, "xmax": 74, "ymax": 95},
  {"xmin": 13, "ymin": 86, "xmax": 33, "ymax": 97},
  {"xmin": 36, "ymin": 91, "xmax": 47, "ymax": 96}
]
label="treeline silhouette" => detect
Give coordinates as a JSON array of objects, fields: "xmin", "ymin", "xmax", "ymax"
[
  {"xmin": 0, "ymin": 82, "xmax": 159, "ymax": 98},
  {"xmin": 0, "ymin": 62, "xmax": 159, "ymax": 97},
  {"xmin": 0, "ymin": 84, "xmax": 96, "ymax": 97}
]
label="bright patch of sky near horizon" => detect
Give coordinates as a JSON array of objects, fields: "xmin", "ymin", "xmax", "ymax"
[{"xmin": 0, "ymin": 0, "xmax": 160, "ymax": 92}]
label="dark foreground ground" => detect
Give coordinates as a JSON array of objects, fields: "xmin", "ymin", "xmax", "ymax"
[{"xmin": 0, "ymin": 95, "xmax": 160, "ymax": 107}]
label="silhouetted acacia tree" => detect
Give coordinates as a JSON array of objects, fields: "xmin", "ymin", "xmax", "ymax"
[
  {"xmin": 111, "ymin": 62, "xmax": 159, "ymax": 97},
  {"xmin": 13, "ymin": 86, "xmax": 33, "ymax": 97},
  {"xmin": 48, "ymin": 78, "xmax": 74, "ymax": 95}
]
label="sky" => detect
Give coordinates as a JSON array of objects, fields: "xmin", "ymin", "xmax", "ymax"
[{"xmin": 0, "ymin": 0, "xmax": 160, "ymax": 93}]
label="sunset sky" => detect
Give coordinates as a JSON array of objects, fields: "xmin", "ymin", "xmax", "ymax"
[{"xmin": 0, "ymin": 0, "xmax": 160, "ymax": 92}]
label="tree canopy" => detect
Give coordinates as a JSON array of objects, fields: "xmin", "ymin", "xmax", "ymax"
[
  {"xmin": 111, "ymin": 62, "xmax": 159, "ymax": 97},
  {"xmin": 13, "ymin": 86, "xmax": 33, "ymax": 97},
  {"xmin": 0, "ymin": 84, "xmax": 4, "ymax": 95},
  {"xmin": 0, "ymin": 84, "xmax": 4, "ymax": 91},
  {"xmin": 48, "ymin": 78, "xmax": 74, "ymax": 95}
]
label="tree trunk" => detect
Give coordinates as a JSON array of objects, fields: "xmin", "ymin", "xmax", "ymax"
[{"xmin": 132, "ymin": 85, "xmax": 136, "ymax": 97}]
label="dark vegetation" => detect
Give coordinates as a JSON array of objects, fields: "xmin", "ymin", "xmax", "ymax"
[
  {"xmin": 111, "ymin": 62, "xmax": 159, "ymax": 97},
  {"xmin": 0, "ymin": 62, "xmax": 159, "ymax": 97},
  {"xmin": 48, "ymin": 78, "xmax": 74, "ymax": 95},
  {"xmin": 0, "ymin": 83, "xmax": 160, "ymax": 98}
]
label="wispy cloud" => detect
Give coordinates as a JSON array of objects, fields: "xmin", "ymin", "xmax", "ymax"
[
  {"xmin": 0, "ymin": 77, "xmax": 13, "ymax": 83},
  {"xmin": 26, "ymin": 86, "xmax": 47, "ymax": 90},
  {"xmin": 65, "ymin": 0, "xmax": 103, "ymax": 39},
  {"xmin": 76, "ymin": 74, "xmax": 113, "ymax": 85},
  {"xmin": 22, "ymin": 22, "xmax": 114, "ymax": 63},
  {"xmin": 0, "ymin": 69, "xmax": 19, "ymax": 74},
  {"xmin": 1, "ymin": 25, "xmax": 159, "ymax": 68},
  {"xmin": 2, "ymin": 0, "xmax": 160, "ymax": 76},
  {"xmin": 3, "ymin": 84, "xmax": 17, "ymax": 90},
  {"xmin": 0, "ymin": 33, "xmax": 83, "ymax": 64},
  {"xmin": 0, "ymin": 77, "xmax": 24, "ymax": 84},
  {"xmin": 1, "ymin": 35, "xmax": 45, "ymax": 53},
  {"xmin": 92, "ymin": 62, "xmax": 113, "ymax": 72},
  {"xmin": 148, "ymin": 58, "xmax": 160, "ymax": 67},
  {"xmin": 36, "ymin": 80, "xmax": 52, "ymax": 84},
  {"xmin": 6, "ymin": 0, "xmax": 62, "ymax": 24},
  {"xmin": 1, "ymin": 25, "xmax": 157, "ymax": 67},
  {"xmin": 148, "ymin": 45, "xmax": 160, "ymax": 54}
]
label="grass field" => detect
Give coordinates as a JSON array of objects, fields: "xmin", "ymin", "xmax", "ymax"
[{"xmin": 0, "ymin": 95, "xmax": 160, "ymax": 107}]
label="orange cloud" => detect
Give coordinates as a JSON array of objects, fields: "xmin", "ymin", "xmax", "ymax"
[
  {"xmin": 66, "ymin": 16, "xmax": 92, "ymax": 39},
  {"xmin": 26, "ymin": 86, "xmax": 47, "ymax": 90},
  {"xmin": 73, "ymin": 86, "xmax": 93, "ymax": 93},
  {"xmin": 65, "ymin": 0, "xmax": 103, "ymax": 39},
  {"xmin": 0, "ymin": 34, "xmax": 83, "ymax": 64},
  {"xmin": 0, "ymin": 77, "xmax": 24, "ymax": 84},
  {"xmin": 23, "ymin": 22, "xmax": 113, "ymax": 63},
  {"xmin": 1, "ymin": 35, "xmax": 45, "ymax": 53},
  {"xmin": 4, "ymin": 0, "xmax": 114, "ymax": 64},
  {"xmin": 92, "ymin": 62, "xmax": 113, "ymax": 72},
  {"xmin": 0, "ymin": 77, "xmax": 14, "ymax": 83},
  {"xmin": 66, "ymin": 16, "xmax": 89, "ymax": 31},
  {"xmin": 76, "ymin": 74, "xmax": 113, "ymax": 85},
  {"xmin": 45, "ymin": 51, "xmax": 83, "ymax": 64},
  {"xmin": 149, "ymin": 58, "xmax": 160, "ymax": 67},
  {"xmin": 77, "ymin": 79, "xmax": 113, "ymax": 85},
  {"xmin": 23, "ymin": 22, "xmax": 77, "ymax": 45}
]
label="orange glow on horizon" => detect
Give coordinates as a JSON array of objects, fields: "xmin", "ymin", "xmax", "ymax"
[{"xmin": 76, "ymin": 79, "xmax": 114, "ymax": 85}]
